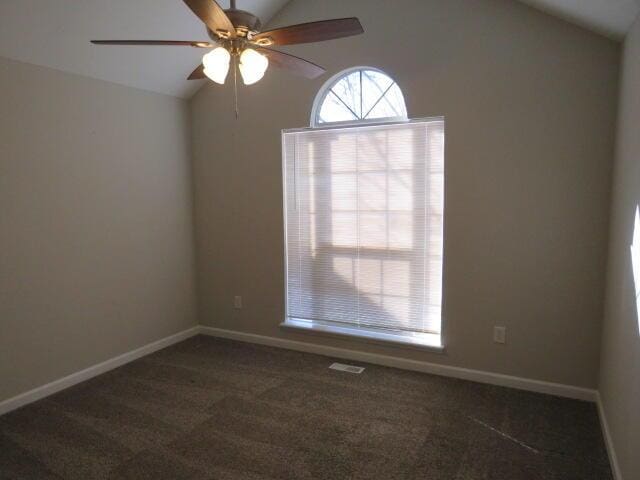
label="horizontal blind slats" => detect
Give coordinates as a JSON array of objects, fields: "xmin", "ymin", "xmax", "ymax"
[{"xmin": 284, "ymin": 120, "xmax": 444, "ymax": 335}]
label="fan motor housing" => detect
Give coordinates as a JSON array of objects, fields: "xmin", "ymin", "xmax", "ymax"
[{"xmin": 207, "ymin": 9, "xmax": 262, "ymax": 40}]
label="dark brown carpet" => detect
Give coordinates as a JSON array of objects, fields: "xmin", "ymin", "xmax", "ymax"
[{"xmin": 0, "ymin": 335, "xmax": 612, "ymax": 479}]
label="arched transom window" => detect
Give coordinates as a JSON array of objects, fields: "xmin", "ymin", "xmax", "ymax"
[{"xmin": 311, "ymin": 67, "xmax": 407, "ymax": 127}]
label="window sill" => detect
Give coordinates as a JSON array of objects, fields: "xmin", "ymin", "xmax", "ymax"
[{"xmin": 280, "ymin": 318, "xmax": 444, "ymax": 353}]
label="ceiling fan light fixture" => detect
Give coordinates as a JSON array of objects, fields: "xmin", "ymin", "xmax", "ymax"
[
  {"xmin": 203, "ymin": 47, "xmax": 231, "ymax": 84},
  {"xmin": 92, "ymin": 1, "xmax": 365, "ymax": 90},
  {"xmin": 239, "ymin": 48, "xmax": 269, "ymax": 85}
]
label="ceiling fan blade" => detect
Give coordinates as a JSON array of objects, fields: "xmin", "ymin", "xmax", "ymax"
[
  {"xmin": 188, "ymin": 64, "xmax": 207, "ymax": 80},
  {"xmin": 257, "ymin": 48, "xmax": 325, "ymax": 79},
  {"xmin": 252, "ymin": 18, "xmax": 363, "ymax": 46},
  {"xmin": 182, "ymin": 0, "xmax": 236, "ymax": 38},
  {"xmin": 91, "ymin": 40, "xmax": 214, "ymax": 48}
]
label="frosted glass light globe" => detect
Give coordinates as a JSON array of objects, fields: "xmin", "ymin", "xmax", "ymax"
[
  {"xmin": 239, "ymin": 48, "xmax": 269, "ymax": 85},
  {"xmin": 203, "ymin": 47, "xmax": 231, "ymax": 84}
]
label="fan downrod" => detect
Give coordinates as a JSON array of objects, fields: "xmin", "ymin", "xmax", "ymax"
[{"xmin": 206, "ymin": 0, "xmax": 262, "ymax": 40}]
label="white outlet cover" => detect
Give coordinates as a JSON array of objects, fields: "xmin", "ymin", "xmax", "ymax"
[{"xmin": 494, "ymin": 326, "xmax": 506, "ymax": 344}]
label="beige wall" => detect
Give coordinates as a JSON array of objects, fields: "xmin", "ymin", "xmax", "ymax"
[
  {"xmin": 0, "ymin": 57, "xmax": 198, "ymax": 402},
  {"xmin": 599, "ymin": 16, "xmax": 640, "ymax": 480},
  {"xmin": 190, "ymin": 0, "xmax": 619, "ymax": 389}
]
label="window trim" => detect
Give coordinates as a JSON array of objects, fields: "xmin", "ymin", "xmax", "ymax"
[
  {"xmin": 280, "ymin": 318, "xmax": 444, "ymax": 352},
  {"xmin": 310, "ymin": 66, "xmax": 409, "ymax": 128},
  {"xmin": 281, "ymin": 116, "xmax": 447, "ymax": 351}
]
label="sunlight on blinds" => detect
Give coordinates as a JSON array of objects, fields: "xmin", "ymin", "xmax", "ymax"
[{"xmin": 283, "ymin": 119, "xmax": 444, "ymax": 336}]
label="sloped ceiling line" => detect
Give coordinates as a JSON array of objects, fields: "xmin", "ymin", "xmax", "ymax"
[
  {"xmin": 518, "ymin": 0, "xmax": 640, "ymax": 40},
  {"xmin": 0, "ymin": 0, "xmax": 637, "ymax": 99},
  {"xmin": 0, "ymin": 0, "xmax": 290, "ymax": 98}
]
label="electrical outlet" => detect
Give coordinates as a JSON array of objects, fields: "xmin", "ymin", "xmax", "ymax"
[
  {"xmin": 494, "ymin": 326, "xmax": 506, "ymax": 344},
  {"xmin": 234, "ymin": 296, "xmax": 242, "ymax": 309}
]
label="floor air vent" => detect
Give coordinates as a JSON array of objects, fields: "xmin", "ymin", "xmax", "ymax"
[{"xmin": 329, "ymin": 362, "xmax": 365, "ymax": 374}]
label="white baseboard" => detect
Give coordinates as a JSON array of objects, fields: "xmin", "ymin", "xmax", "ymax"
[
  {"xmin": 0, "ymin": 326, "xmax": 200, "ymax": 416},
  {"xmin": 0, "ymin": 323, "xmax": 599, "ymax": 412},
  {"xmin": 0, "ymin": 323, "xmax": 615, "ymax": 474},
  {"xmin": 199, "ymin": 326, "xmax": 597, "ymax": 402},
  {"xmin": 596, "ymin": 392, "xmax": 623, "ymax": 480}
]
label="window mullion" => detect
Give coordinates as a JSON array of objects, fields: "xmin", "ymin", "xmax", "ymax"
[
  {"xmin": 363, "ymin": 82, "xmax": 395, "ymax": 119},
  {"xmin": 356, "ymin": 131, "xmax": 361, "ymax": 328},
  {"xmin": 359, "ymin": 70, "xmax": 363, "ymax": 120},
  {"xmin": 330, "ymin": 90, "xmax": 359, "ymax": 120}
]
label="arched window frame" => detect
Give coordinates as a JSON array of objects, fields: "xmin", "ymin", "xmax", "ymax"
[{"xmin": 310, "ymin": 66, "xmax": 408, "ymax": 128}]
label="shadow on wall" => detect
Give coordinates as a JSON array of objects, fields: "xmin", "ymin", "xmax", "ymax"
[{"xmin": 630, "ymin": 205, "xmax": 640, "ymax": 336}]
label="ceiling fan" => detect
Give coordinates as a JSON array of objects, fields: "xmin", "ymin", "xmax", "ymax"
[{"xmin": 92, "ymin": 0, "xmax": 364, "ymax": 86}]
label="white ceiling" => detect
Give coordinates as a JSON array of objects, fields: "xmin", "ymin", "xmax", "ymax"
[
  {"xmin": 518, "ymin": 0, "xmax": 640, "ymax": 39},
  {"xmin": 0, "ymin": 1, "xmax": 637, "ymax": 99},
  {"xmin": 0, "ymin": 0, "xmax": 289, "ymax": 98}
]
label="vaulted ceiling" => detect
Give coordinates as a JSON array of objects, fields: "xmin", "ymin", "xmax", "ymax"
[
  {"xmin": 0, "ymin": 0, "xmax": 289, "ymax": 98},
  {"xmin": 0, "ymin": 0, "xmax": 637, "ymax": 99},
  {"xmin": 518, "ymin": 0, "xmax": 639, "ymax": 39}
]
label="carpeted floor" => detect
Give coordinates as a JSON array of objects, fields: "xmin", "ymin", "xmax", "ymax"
[{"xmin": 0, "ymin": 335, "xmax": 612, "ymax": 479}]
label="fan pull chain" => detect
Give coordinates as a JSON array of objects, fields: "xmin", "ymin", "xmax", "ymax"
[{"xmin": 233, "ymin": 55, "xmax": 239, "ymax": 119}]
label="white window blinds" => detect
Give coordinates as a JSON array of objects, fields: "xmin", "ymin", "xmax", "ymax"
[{"xmin": 283, "ymin": 119, "xmax": 444, "ymax": 337}]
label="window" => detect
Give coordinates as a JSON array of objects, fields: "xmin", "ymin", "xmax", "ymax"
[
  {"xmin": 282, "ymin": 117, "xmax": 445, "ymax": 349},
  {"xmin": 311, "ymin": 67, "xmax": 408, "ymax": 127},
  {"xmin": 631, "ymin": 206, "xmax": 640, "ymax": 334}
]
